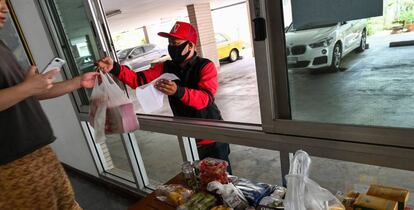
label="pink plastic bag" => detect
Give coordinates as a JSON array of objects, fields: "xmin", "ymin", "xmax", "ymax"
[{"xmin": 89, "ymin": 71, "xmax": 139, "ymax": 143}]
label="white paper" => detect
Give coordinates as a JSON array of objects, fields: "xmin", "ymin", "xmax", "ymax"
[
  {"xmin": 153, "ymin": 73, "xmax": 180, "ymax": 83},
  {"xmin": 135, "ymin": 73, "xmax": 179, "ymax": 113}
]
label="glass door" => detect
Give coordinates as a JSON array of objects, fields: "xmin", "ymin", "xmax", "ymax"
[
  {"xmin": 40, "ymin": 0, "xmax": 117, "ymax": 111},
  {"xmin": 38, "ymin": 0, "xmax": 147, "ymax": 189}
]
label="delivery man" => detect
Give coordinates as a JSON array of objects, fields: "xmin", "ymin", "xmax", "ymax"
[{"xmin": 97, "ymin": 21, "xmax": 232, "ymax": 173}]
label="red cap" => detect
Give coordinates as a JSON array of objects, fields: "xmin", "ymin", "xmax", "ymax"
[{"xmin": 158, "ymin": 21, "xmax": 198, "ymax": 45}]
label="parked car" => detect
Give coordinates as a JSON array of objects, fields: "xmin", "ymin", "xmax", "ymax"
[
  {"xmin": 75, "ymin": 55, "xmax": 95, "ymax": 72},
  {"xmin": 215, "ymin": 33, "xmax": 245, "ymax": 62},
  {"xmin": 117, "ymin": 44, "xmax": 168, "ymax": 70},
  {"xmin": 285, "ymin": 19, "xmax": 367, "ymax": 71}
]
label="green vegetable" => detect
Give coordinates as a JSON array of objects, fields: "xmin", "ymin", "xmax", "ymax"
[{"xmin": 188, "ymin": 193, "xmax": 204, "ymax": 206}]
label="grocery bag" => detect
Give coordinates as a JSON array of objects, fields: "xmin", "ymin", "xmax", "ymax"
[
  {"xmin": 284, "ymin": 150, "xmax": 344, "ymax": 210},
  {"xmin": 89, "ymin": 71, "xmax": 139, "ymax": 143}
]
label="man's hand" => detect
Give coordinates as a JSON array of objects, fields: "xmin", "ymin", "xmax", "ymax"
[
  {"xmin": 21, "ymin": 66, "xmax": 59, "ymax": 96},
  {"xmin": 155, "ymin": 79, "xmax": 177, "ymax": 96},
  {"xmin": 78, "ymin": 72, "xmax": 99, "ymax": 88},
  {"xmin": 96, "ymin": 56, "xmax": 114, "ymax": 73}
]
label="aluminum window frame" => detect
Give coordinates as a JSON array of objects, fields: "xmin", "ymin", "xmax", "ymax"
[
  {"xmin": 35, "ymin": 0, "xmax": 414, "ymax": 196},
  {"xmin": 257, "ymin": 0, "xmax": 414, "ymax": 149}
]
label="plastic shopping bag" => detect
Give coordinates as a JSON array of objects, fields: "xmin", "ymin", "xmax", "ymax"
[
  {"xmin": 284, "ymin": 150, "xmax": 345, "ymax": 210},
  {"xmin": 89, "ymin": 74, "xmax": 108, "ymax": 143},
  {"xmin": 304, "ymin": 177, "xmax": 345, "ymax": 210},
  {"xmin": 89, "ymin": 71, "xmax": 139, "ymax": 143},
  {"xmin": 136, "ymin": 73, "xmax": 179, "ymax": 113}
]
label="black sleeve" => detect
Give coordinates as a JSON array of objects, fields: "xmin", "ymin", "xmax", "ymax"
[
  {"xmin": 173, "ymin": 84, "xmax": 185, "ymax": 98},
  {"xmin": 111, "ymin": 62, "xmax": 121, "ymax": 76}
]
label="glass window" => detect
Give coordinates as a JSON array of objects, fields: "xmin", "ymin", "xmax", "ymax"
[
  {"xmin": 113, "ymin": 28, "xmax": 147, "ymax": 51},
  {"xmin": 215, "ymin": 34, "xmax": 227, "ymax": 44},
  {"xmin": 49, "ymin": 0, "xmax": 102, "ymax": 102},
  {"xmin": 130, "ymin": 47, "xmax": 144, "ymax": 57},
  {"xmin": 188, "ymin": 138, "xmax": 282, "ymax": 185},
  {"xmin": 229, "ymin": 144, "xmax": 282, "ymax": 184},
  {"xmin": 95, "ymin": 134, "xmax": 135, "ymax": 182},
  {"xmin": 133, "ymin": 130, "xmax": 183, "ymax": 186},
  {"xmin": 117, "ymin": 47, "xmax": 134, "ymax": 60},
  {"xmin": 283, "ymin": 0, "xmax": 414, "ymax": 128},
  {"xmin": 143, "ymin": 44, "xmax": 156, "ymax": 52},
  {"xmin": 212, "ymin": 2, "xmax": 261, "ymax": 124},
  {"xmin": 102, "ymin": 1, "xmax": 262, "ymax": 125},
  {"xmin": 308, "ymin": 156, "xmax": 414, "ymax": 205}
]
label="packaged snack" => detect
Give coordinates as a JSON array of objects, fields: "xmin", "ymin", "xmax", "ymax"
[
  {"xmin": 340, "ymin": 191, "xmax": 359, "ymax": 210},
  {"xmin": 367, "ymin": 184, "xmax": 409, "ymax": 210},
  {"xmin": 234, "ymin": 178, "xmax": 275, "ymax": 207},
  {"xmin": 270, "ymin": 186, "xmax": 287, "ymax": 199},
  {"xmin": 155, "ymin": 184, "xmax": 193, "ymax": 207},
  {"xmin": 178, "ymin": 193, "xmax": 217, "ymax": 210},
  {"xmin": 199, "ymin": 158, "xmax": 229, "ymax": 188},
  {"xmin": 353, "ymin": 194, "xmax": 398, "ymax": 210},
  {"xmin": 259, "ymin": 196, "xmax": 284, "ymax": 208},
  {"xmin": 207, "ymin": 181, "xmax": 249, "ymax": 210}
]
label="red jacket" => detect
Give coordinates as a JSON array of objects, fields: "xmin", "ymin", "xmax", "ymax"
[{"xmin": 111, "ymin": 56, "xmax": 222, "ymax": 145}]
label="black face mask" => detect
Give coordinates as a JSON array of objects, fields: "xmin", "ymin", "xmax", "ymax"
[{"xmin": 168, "ymin": 41, "xmax": 190, "ymax": 64}]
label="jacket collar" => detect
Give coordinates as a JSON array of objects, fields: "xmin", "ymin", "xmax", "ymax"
[{"xmin": 182, "ymin": 52, "xmax": 198, "ymax": 70}]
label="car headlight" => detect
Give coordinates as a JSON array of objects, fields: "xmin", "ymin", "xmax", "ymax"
[{"xmin": 309, "ymin": 37, "xmax": 334, "ymax": 48}]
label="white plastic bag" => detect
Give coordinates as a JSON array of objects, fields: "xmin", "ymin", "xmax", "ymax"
[
  {"xmin": 304, "ymin": 178, "xmax": 344, "ymax": 210},
  {"xmin": 89, "ymin": 71, "xmax": 139, "ymax": 143},
  {"xmin": 284, "ymin": 150, "xmax": 344, "ymax": 210},
  {"xmin": 136, "ymin": 73, "xmax": 179, "ymax": 113},
  {"xmin": 89, "ymin": 74, "xmax": 108, "ymax": 143}
]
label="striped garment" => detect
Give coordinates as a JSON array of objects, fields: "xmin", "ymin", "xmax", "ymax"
[{"xmin": 0, "ymin": 146, "xmax": 82, "ymax": 210}]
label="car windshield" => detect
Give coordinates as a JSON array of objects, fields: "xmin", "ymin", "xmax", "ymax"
[
  {"xmin": 288, "ymin": 22, "xmax": 337, "ymax": 32},
  {"xmin": 117, "ymin": 47, "xmax": 135, "ymax": 59}
]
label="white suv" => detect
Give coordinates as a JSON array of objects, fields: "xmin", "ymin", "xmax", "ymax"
[{"xmin": 285, "ymin": 19, "xmax": 367, "ymax": 71}]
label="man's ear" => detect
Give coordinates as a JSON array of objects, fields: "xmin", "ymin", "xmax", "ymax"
[{"xmin": 189, "ymin": 42, "xmax": 195, "ymax": 50}]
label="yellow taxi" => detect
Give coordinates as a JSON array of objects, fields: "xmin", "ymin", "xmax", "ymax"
[{"xmin": 215, "ymin": 33, "xmax": 245, "ymax": 62}]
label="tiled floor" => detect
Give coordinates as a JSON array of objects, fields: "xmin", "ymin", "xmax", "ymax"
[{"xmin": 67, "ymin": 170, "xmax": 137, "ymax": 210}]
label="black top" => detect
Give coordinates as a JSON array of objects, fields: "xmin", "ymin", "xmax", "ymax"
[
  {"xmin": 0, "ymin": 41, "xmax": 55, "ymax": 165},
  {"xmin": 164, "ymin": 56, "xmax": 223, "ymax": 120}
]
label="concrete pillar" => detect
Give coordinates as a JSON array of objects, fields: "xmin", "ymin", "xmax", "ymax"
[
  {"xmin": 142, "ymin": 26, "xmax": 150, "ymax": 44},
  {"xmin": 187, "ymin": 3, "xmax": 220, "ymax": 68}
]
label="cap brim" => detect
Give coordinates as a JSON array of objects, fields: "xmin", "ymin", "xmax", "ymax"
[{"xmin": 158, "ymin": 32, "xmax": 186, "ymax": 40}]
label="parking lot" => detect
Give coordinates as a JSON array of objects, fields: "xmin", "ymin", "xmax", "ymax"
[
  {"xmin": 290, "ymin": 31, "xmax": 414, "ymax": 127},
  {"xmin": 107, "ymin": 31, "xmax": 414, "ymax": 201}
]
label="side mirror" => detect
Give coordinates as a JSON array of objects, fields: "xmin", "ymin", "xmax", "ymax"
[
  {"xmin": 128, "ymin": 55, "xmax": 133, "ymax": 59},
  {"xmin": 341, "ymin": 21, "xmax": 347, "ymax": 25}
]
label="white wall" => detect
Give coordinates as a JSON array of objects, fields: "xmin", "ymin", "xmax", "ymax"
[{"xmin": 10, "ymin": 0, "xmax": 98, "ymax": 177}]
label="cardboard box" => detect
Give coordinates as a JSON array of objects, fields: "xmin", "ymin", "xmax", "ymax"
[
  {"xmin": 353, "ymin": 194, "xmax": 398, "ymax": 210},
  {"xmin": 367, "ymin": 185, "xmax": 409, "ymax": 210}
]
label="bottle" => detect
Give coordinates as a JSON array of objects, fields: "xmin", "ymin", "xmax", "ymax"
[{"xmin": 182, "ymin": 161, "xmax": 197, "ymax": 191}]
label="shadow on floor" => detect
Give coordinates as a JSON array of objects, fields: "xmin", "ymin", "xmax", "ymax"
[{"xmin": 66, "ymin": 169, "xmax": 137, "ymax": 210}]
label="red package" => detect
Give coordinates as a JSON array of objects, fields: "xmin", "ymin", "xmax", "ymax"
[
  {"xmin": 199, "ymin": 158, "xmax": 229, "ymax": 189},
  {"xmin": 105, "ymin": 103, "xmax": 139, "ymax": 133}
]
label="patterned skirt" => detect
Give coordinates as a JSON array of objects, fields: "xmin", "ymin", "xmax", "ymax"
[{"xmin": 0, "ymin": 146, "xmax": 82, "ymax": 210}]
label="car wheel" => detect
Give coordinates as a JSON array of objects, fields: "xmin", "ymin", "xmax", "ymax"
[
  {"xmin": 228, "ymin": 49, "xmax": 239, "ymax": 62},
  {"xmin": 356, "ymin": 30, "xmax": 367, "ymax": 53},
  {"xmin": 330, "ymin": 42, "xmax": 342, "ymax": 72}
]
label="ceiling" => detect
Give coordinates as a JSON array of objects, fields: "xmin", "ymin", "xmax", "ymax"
[{"xmin": 100, "ymin": 0, "xmax": 246, "ymax": 33}]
